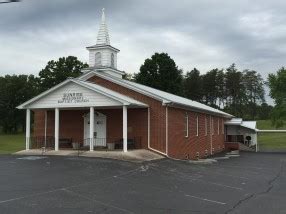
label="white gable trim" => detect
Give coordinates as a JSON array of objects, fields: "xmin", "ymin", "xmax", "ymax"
[{"xmin": 17, "ymin": 79, "xmax": 146, "ymax": 109}]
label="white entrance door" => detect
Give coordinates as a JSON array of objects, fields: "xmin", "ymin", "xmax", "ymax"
[{"xmin": 84, "ymin": 112, "xmax": 107, "ymax": 147}]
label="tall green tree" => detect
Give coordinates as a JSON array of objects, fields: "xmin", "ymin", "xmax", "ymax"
[
  {"xmin": 225, "ymin": 64, "xmax": 246, "ymax": 117},
  {"xmin": 134, "ymin": 53, "xmax": 183, "ymax": 95},
  {"xmin": 268, "ymin": 67, "xmax": 286, "ymax": 127},
  {"xmin": 0, "ymin": 75, "xmax": 40, "ymax": 133},
  {"xmin": 184, "ymin": 68, "xmax": 203, "ymax": 101},
  {"xmin": 215, "ymin": 69, "xmax": 226, "ymax": 108},
  {"xmin": 242, "ymin": 70, "xmax": 265, "ymax": 119},
  {"xmin": 201, "ymin": 69, "xmax": 218, "ymax": 107},
  {"xmin": 39, "ymin": 56, "xmax": 88, "ymax": 91}
]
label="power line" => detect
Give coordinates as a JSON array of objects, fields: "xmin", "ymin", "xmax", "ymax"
[{"xmin": 0, "ymin": 0, "xmax": 21, "ymax": 4}]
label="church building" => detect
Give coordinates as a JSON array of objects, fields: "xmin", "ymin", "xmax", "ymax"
[{"xmin": 17, "ymin": 9, "xmax": 234, "ymax": 160}]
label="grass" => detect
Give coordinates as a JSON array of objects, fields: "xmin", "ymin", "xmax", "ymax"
[
  {"xmin": 257, "ymin": 120, "xmax": 286, "ymax": 150},
  {"xmin": 0, "ymin": 119, "xmax": 285, "ymax": 154},
  {"xmin": 0, "ymin": 133, "xmax": 25, "ymax": 154}
]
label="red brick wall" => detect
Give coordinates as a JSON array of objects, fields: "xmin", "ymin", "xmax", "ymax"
[
  {"xmin": 88, "ymin": 76, "xmax": 166, "ymax": 153},
  {"xmin": 168, "ymin": 107, "xmax": 225, "ymax": 159},
  {"xmin": 34, "ymin": 110, "xmax": 86, "ymax": 143},
  {"xmin": 34, "ymin": 108, "xmax": 148, "ymax": 148},
  {"xmin": 99, "ymin": 108, "xmax": 148, "ymax": 148}
]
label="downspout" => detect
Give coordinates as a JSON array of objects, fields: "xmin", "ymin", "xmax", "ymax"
[
  {"xmin": 166, "ymin": 105, "xmax": 168, "ymax": 156},
  {"xmin": 147, "ymin": 107, "xmax": 168, "ymax": 156},
  {"xmin": 44, "ymin": 110, "xmax": 47, "ymax": 149},
  {"xmin": 210, "ymin": 115, "xmax": 213, "ymax": 155}
]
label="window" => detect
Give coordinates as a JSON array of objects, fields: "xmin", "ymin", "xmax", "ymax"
[
  {"xmin": 218, "ymin": 118, "xmax": 220, "ymax": 134},
  {"xmin": 196, "ymin": 115, "xmax": 199, "ymax": 136},
  {"xmin": 184, "ymin": 112, "xmax": 189, "ymax": 137},
  {"xmin": 94, "ymin": 52, "xmax": 102, "ymax": 66},
  {"xmin": 205, "ymin": 115, "xmax": 208, "ymax": 136},
  {"xmin": 222, "ymin": 118, "xmax": 224, "ymax": 134},
  {"xmin": 111, "ymin": 53, "xmax": 115, "ymax": 68},
  {"xmin": 211, "ymin": 116, "xmax": 214, "ymax": 135}
]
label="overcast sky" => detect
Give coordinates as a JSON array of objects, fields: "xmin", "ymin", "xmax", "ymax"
[{"xmin": 1, "ymin": 0, "xmax": 285, "ymax": 104}]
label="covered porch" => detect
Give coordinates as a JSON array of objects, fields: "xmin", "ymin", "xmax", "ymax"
[
  {"xmin": 17, "ymin": 78, "xmax": 148, "ymax": 153},
  {"xmin": 27, "ymin": 107, "xmax": 148, "ymax": 152}
]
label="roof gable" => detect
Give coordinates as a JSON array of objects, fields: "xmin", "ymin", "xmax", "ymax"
[{"xmin": 17, "ymin": 79, "xmax": 147, "ymax": 109}]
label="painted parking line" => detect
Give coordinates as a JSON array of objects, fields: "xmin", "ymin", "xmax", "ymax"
[
  {"xmin": 0, "ymin": 166, "xmax": 142, "ymax": 205},
  {"xmin": 62, "ymin": 188, "xmax": 134, "ymax": 213},
  {"xmin": 185, "ymin": 194, "xmax": 226, "ymax": 205},
  {"xmin": 155, "ymin": 167, "xmax": 244, "ymax": 191}
]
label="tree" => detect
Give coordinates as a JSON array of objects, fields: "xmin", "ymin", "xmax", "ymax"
[
  {"xmin": 268, "ymin": 67, "xmax": 286, "ymax": 127},
  {"xmin": 242, "ymin": 70, "xmax": 265, "ymax": 119},
  {"xmin": 0, "ymin": 75, "xmax": 40, "ymax": 133},
  {"xmin": 134, "ymin": 53, "xmax": 183, "ymax": 95},
  {"xmin": 201, "ymin": 69, "xmax": 218, "ymax": 107},
  {"xmin": 215, "ymin": 69, "xmax": 226, "ymax": 108},
  {"xmin": 225, "ymin": 64, "xmax": 246, "ymax": 117},
  {"xmin": 39, "ymin": 56, "xmax": 88, "ymax": 91},
  {"xmin": 184, "ymin": 68, "xmax": 203, "ymax": 101},
  {"xmin": 257, "ymin": 103, "xmax": 273, "ymax": 120}
]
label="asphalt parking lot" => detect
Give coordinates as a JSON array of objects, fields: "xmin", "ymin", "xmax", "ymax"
[{"xmin": 0, "ymin": 152, "xmax": 285, "ymax": 214}]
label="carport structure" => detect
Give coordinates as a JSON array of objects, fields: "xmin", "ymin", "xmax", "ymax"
[{"xmin": 17, "ymin": 78, "xmax": 148, "ymax": 152}]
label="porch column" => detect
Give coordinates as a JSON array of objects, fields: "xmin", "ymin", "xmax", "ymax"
[
  {"xmin": 123, "ymin": 105, "xmax": 128, "ymax": 152},
  {"xmin": 55, "ymin": 108, "xmax": 59, "ymax": 151},
  {"xmin": 25, "ymin": 109, "xmax": 31, "ymax": 150},
  {"xmin": 90, "ymin": 107, "xmax": 94, "ymax": 151}
]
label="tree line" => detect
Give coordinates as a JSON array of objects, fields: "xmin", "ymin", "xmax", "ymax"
[
  {"xmin": 0, "ymin": 53, "xmax": 284, "ymax": 133},
  {"xmin": 134, "ymin": 53, "xmax": 272, "ymax": 120},
  {"xmin": 0, "ymin": 56, "xmax": 88, "ymax": 133}
]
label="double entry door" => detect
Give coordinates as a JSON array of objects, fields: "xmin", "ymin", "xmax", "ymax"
[{"xmin": 84, "ymin": 112, "xmax": 106, "ymax": 147}]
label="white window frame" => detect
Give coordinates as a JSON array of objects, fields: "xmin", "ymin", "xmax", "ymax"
[
  {"xmin": 95, "ymin": 52, "xmax": 102, "ymax": 66},
  {"xmin": 222, "ymin": 118, "xmax": 224, "ymax": 134},
  {"xmin": 111, "ymin": 53, "xmax": 115, "ymax": 68},
  {"xmin": 218, "ymin": 118, "xmax": 220, "ymax": 134},
  {"xmin": 212, "ymin": 116, "xmax": 214, "ymax": 135},
  {"xmin": 205, "ymin": 115, "xmax": 207, "ymax": 136},
  {"xmin": 196, "ymin": 115, "xmax": 199, "ymax": 137},
  {"xmin": 184, "ymin": 112, "xmax": 189, "ymax": 138}
]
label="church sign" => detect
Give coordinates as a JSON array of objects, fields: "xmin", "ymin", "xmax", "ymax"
[{"xmin": 58, "ymin": 93, "xmax": 89, "ymax": 104}]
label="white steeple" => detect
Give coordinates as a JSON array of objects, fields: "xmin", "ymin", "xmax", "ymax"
[
  {"xmin": 86, "ymin": 9, "xmax": 123, "ymax": 78},
  {"xmin": 96, "ymin": 8, "xmax": 110, "ymax": 45}
]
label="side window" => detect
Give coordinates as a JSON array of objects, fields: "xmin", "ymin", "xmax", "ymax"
[
  {"xmin": 212, "ymin": 116, "xmax": 214, "ymax": 135},
  {"xmin": 95, "ymin": 52, "xmax": 102, "ymax": 66},
  {"xmin": 218, "ymin": 118, "xmax": 220, "ymax": 134},
  {"xmin": 196, "ymin": 115, "xmax": 199, "ymax": 136},
  {"xmin": 222, "ymin": 118, "xmax": 224, "ymax": 134},
  {"xmin": 111, "ymin": 53, "xmax": 115, "ymax": 68},
  {"xmin": 205, "ymin": 115, "xmax": 207, "ymax": 136},
  {"xmin": 184, "ymin": 112, "xmax": 189, "ymax": 138}
]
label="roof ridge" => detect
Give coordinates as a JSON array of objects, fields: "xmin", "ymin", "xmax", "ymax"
[{"xmin": 98, "ymin": 73, "xmax": 231, "ymax": 116}]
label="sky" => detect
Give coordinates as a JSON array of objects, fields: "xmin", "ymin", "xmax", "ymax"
[{"xmin": 1, "ymin": 0, "xmax": 285, "ymax": 104}]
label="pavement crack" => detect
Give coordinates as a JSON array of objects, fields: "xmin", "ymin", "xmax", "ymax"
[{"xmin": 225, "ymin": 160, "xmax": 284, "ymax": 214}]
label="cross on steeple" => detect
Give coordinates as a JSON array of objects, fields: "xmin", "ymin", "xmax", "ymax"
[
  {"xmin": 96, "ymin": 8, "xmax": 110, "ymax": 45},
  {"xmin": 86, "ymin": 9, "xmax": 123, "ymax": 78}
]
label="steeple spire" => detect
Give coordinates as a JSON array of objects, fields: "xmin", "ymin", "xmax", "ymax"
[{"xmin": 96, "ymin": 8, "xmax": 110, "ymax": 45}]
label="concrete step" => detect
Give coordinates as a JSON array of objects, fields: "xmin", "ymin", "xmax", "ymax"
[{"xmin": 238, "ymin": 143, "xmax": 255, "ymax": 152}]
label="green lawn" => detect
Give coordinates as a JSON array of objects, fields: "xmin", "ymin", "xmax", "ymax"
[
  {"xmin": 0, "ymin": 120, "xmax": 285, "ymax": 154},
  {"xmin": 257, "ymin": 120, "xmax": 286, "ymax": 150},
  {"xmin": 0, "ymin": 133, "xmax": 25, "ymax": 154}
]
